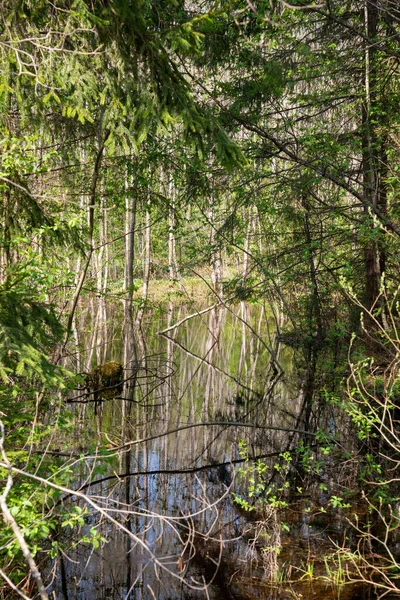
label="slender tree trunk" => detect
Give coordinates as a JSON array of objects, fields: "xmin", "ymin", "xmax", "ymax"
[
  {"xmin": 124, "ymin": 167, "xmax": 137, "ymax": 327},
  {"xmin": 101, "ymin": 189, "xmax": 109, "ymax": 363},
  {"xmin": 58, "ymin": 125, "xmax": 109, "ymax": 360},
  {"xmin": 168, "ymin": 180, "xmax": 182, "ymax": 287},
  {"xmin": 302, "ymin": 196, "xmax": 323, "ymax": 336},
  {"xmin": 362, "ymin": 0, "xmax": 385, "ymax": 312},
  {"xmin": 123, "ymin": 164, "xmax": 138, "ymax": 421},
  {"xmin": 209, "ymin": 196, "xmax": 223, "ymax": 296},
  {"xmin": 295, "ymin": 195, "xmax": 322, "ymax": 435},
  {"xmin": 135, "ymin": 193, "xmax": 151, "ymax": 356},
  {"xmin": 1, "ymin": 64, "xmax": 14, "ymax": 279},
  {"xmin": 2, "ymin": 188, "xmax": 11, "ymax": 275},
  {"xmin": 242, "ymin": 206, "xmax": 251, "ymax": 280}
]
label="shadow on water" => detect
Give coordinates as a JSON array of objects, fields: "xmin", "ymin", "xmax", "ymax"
[{"xmin": 50, "ymin": 301, "xmax": 376, "ymax": 600}]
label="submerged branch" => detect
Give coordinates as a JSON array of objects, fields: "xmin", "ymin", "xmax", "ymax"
[
  {"xmin": 160, "ymin": 333, "xmax": 280, "ymax": 397},
  {"xmin": 62, "ymin": 447, "xmax": 309, "ymax": 498},
  {"xmin": 115, "ymin": 420, "xmax": 316, "ymax": 452},
  {"xmin": 0, "ymin": 461, "xmax": 232, "ymax": 593}
]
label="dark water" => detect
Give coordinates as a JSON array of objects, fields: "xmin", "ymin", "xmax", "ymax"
[{"xmin": 49, "ymin": 301, "xmax": 368, "ymax": 600}]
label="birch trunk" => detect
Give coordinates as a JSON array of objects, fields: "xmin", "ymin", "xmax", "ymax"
[{"xmin": 135, "ymin": 194, "xmax": 151, "ymax": 357}]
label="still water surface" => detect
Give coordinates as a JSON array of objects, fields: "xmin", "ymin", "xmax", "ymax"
[{"xmin": 52, "ymin": 301, "xmax": 365, "ymax": 600}]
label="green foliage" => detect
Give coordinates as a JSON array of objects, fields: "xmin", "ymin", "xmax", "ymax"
[
  {"xmin": 234, "ymin": 441, "xmax": 290, "ymax": 514},
  {"xmin": 0, "ymin": 275, "xmax": 64, "ymax": 385},
  {"xmin": 0, "ymin": 0, "xmax": 399, "ymax": 595},
  {"xmin": 328, "ymin": 496, "xmax": 351, "ymax": 510}
]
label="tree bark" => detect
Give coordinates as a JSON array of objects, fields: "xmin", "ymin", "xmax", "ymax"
[
  {"xmin": 209, "ymin": 196, "xmax": 223, "ymax": 296},
  {"xmin": 60, "ymin": 125, "xmax": 110, "ymax": 359},
  {"xmin": 124, "ymin": 166, "xmax": 136, "ymax": 326},
  {"xmin": 362, "ymin": 0, "xmax": 384, "ymax": 312},
  {"xmin": 135, "ymin": 193, "xmax": 151, "ymax": 346}
]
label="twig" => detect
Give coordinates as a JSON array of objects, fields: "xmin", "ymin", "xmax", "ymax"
[
  {"xmin": 0, "ymin": 568, "xmax": 32, "ymax": 600},
  {"xmin": 157, "ymin": 301, "xmax": 226, "ymax": 335},
  {"xmin": 0, "ymin": 461, "xmax": 230, "ymax": 592},
  {"xmin": 0, "ymin": 421, "xmax": 49, "ymax": 600}
]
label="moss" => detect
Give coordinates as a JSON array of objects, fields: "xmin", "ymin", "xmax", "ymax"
[
  {"xmin": 87, "ymin": 361, "xmax": 123, "ymax": 399},
  {"xmin": 97, "ymin": 361, "xmax": 123, "ymax": 380}
]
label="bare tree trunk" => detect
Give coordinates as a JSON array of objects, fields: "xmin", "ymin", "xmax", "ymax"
[
  {"xmin": 362, "ymin": 0, "xmax": 385, "ymax": 313},
  {"xmin": 209, "ymin": 196, "xmax": 223, "ymax": 296},
  {"xmin": 124, "ymin": 167, "xmax": 137, "ymax": 327},
  {"xmin": 302, "ymin": 196, "xmax": 323, "ymax": 336},
  {"xmin": 58, "ymin": 124, "xmax": 109, "ymax": 360},
  {"xmin": 242, "ymin": 206, "xmax": 251, "ymax": 280},
  {"xmin": 135, "ymin": 195, "xmax": 151, "ymax": 341},
  {"xmin": 1, "ymin": 188, "xmax": 11, "ymax": 276},
  {"xmin": 168, "ymin": 179, "xmax": 182, "ymax": 288},
  {"xmin": 204, "ymin": 306, "xmax": 223, "ymax": 420},
  {"xmin": 122, "ymin": 164, "xmax": 138, "ymax": 423},
  {"xmin": 101, "ymin": 190, "xmax": 109, "ymax": 363},
  {"xmin": 94, "ymin": 186, "xmax": 108, "ymax": 363}
]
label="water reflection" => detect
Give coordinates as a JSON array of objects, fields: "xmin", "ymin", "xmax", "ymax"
[{"xmin": 54, "ymin": 302, "xmax": 351, "ymax": 600}]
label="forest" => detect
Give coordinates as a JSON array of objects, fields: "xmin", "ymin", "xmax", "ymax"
[{"xmin": 0, "ymin": 1, "xmax": 399, "ymax": 599}]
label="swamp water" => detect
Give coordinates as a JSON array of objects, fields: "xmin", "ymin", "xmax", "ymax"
[{"xmin": 49, "ymin": 301, "xmax": 373, "ymax": 600}]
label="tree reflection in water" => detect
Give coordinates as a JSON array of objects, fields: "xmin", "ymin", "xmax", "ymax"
[{"xmin": 54, "ymin": 301, "xmax": 346, "ymax": 600}]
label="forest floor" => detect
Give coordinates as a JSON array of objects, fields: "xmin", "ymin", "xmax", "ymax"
[{"xmin": 133, "ymin": 273, "xmax": 221, "ymax": 305}]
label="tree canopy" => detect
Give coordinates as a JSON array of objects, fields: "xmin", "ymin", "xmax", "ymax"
[{"xmin": 0, "ymin": 1, "xmax": 400, "ymax": 598}]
